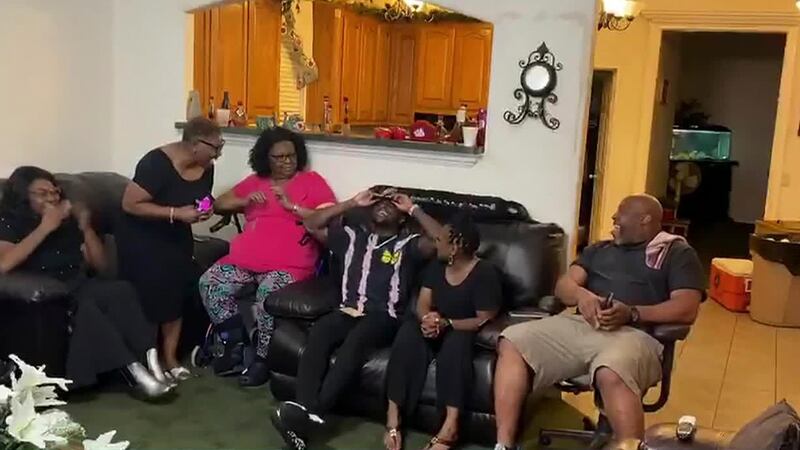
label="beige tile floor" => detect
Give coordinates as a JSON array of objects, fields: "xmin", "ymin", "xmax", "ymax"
[{"xmin": 562, "ymin": 300, "xmax": 800, "ymax": 432}]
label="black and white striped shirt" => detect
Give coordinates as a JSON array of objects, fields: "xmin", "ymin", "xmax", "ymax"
[{"xmin": 328, "ymin": 222, "xmax": 426, "ymax": 319}]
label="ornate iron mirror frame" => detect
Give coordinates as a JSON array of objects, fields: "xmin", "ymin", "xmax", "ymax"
[{"xmin": 503, "ymin": 43, "xmax": 563, "ymax": 130}]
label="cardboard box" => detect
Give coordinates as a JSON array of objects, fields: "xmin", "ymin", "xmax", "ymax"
[{"xmin": 749, "ymin": 254, "xmax": 800, "ymax": 327}]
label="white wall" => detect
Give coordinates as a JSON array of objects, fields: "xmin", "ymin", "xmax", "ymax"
[
  {"xmin": 679, "ymin": 33, "xmax": 785, "ymax": 224},
  {"xmin": 0, "ymin": 0, "xmax": 114, "ymax": 177},
  {"xmin": 111, "ymin": 0, "xmax": 597, "ymax": 249}
]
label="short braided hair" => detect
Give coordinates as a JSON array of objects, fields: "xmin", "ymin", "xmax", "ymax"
[{"xmin": 446, "ymin": 211, "xmax": 480, "ymax": 256}]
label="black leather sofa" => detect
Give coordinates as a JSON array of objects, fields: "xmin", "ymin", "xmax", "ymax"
[
  {"xmin": 0, "ymin": 172, "xmax": 228, "ymax": 377},
  {"xmin": 263, "ymin": 187, "xmax": 566, "ymax": 445}
]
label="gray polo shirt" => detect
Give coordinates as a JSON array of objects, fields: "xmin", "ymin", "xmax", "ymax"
[{"xmin": 574, "ymin": 240, "xmax": 706, "ymax": 306}]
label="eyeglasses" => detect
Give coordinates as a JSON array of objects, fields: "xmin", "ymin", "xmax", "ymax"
[
  {"xmin": 270, "ymin": 153, "xmax": 297, "ymax": 162},
  {"xmin": 199, "ymin": 139, "xmax": 225, "ymax": 154},
  {"xmin": 29, "ymin": 187, "xmax": 62, "ymax": 199}
]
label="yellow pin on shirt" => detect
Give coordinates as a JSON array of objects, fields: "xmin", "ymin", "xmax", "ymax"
[{"xmin": 381, "ymin": 249, "xmax": 401, "ymax": 265}]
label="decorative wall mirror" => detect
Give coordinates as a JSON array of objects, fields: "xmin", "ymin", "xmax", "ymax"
[{"xmin": 503, "ymin": 42, "xmax": 563, "ymax": 130}]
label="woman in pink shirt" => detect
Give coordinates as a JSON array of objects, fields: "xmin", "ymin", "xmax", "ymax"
[{"xmin": 199, "ymin": 127, "xmax": 335, "ymax": 387}]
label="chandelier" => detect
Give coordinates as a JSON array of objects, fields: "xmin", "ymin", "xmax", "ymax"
[
  {"xmin": 598, "ymin": 0, "xmax": 642, "ymax": 31},
  {"xmin": 383, "ymin": 0, "xmax": 432, "ymax": 22}
]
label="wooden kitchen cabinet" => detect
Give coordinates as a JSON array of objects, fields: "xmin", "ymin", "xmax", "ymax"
[
  {"xmin": 194, "ymin": 1, "xmax": 281, "ymax": 121},
  {"xmin": 451, "ymin": 24, "xmax": 492, "ymax": 110},
  {"xmin": 415, "ymin": 25, "xmax": 456, "ymax": 113},
  {"xmin": 193, "ymin": 11, "xmax": 211, "ymax": 115},
  {"xmin": 246, "ymin": 0, "xmax": 281, "ymax": 119},
  {"xmin": 208, "ymin": 2, "xmax": 248, "ymax": 110},
  {"xmin": 388, "ymin": 25, "xmax": 416, "ymax": 124},
  {"xmin": 372, "ymin": 24, "xmax": 392, "ymax": 123},
  {"xmin": 355, "ymin": 18, "xmax": 378, "ymax": 122},
  {"xmin": 340, "ymin": 11, "xmax": 362, "ymax": 122},
  {"xmin": 305, "ymin": 2, "xmax": 343, "ymax": 125}
]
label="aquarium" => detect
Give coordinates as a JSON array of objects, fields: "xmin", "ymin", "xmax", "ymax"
[{"xmin": 671, "ymin": 128, "xmax": 732, "ymax": 161}]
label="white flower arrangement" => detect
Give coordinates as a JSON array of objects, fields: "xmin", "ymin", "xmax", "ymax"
[{"xmin": 1, "ymin": 355, "xmax": 129, "ymax": 450}]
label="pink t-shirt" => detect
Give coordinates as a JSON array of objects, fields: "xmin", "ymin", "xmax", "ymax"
[{"xmin": 219, "ymin": 171, "xmax": 336, "ymax": 281}]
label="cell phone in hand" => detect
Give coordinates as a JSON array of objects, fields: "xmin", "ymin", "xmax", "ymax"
[
  {"xmin": 196, "ymin": 195, "xmax": 213, "ymax": 213},
  {"xmin": 600, "ymin": 292, "xmax": 615, "ymax": 310}
]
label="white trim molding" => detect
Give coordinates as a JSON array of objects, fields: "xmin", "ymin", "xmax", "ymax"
[{"xmin": 642, "ymin": 10, "xmax": 800, "ymax": 27}]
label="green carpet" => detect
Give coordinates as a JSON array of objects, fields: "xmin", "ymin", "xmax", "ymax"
[{"xmin": 63, "ymin": 369, "xmax": 589, "ymax": 449}]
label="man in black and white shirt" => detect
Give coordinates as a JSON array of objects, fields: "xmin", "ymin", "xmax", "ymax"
[{"xmin": 271, "ymin": 187, "xmax": 443, "ymax": 450}]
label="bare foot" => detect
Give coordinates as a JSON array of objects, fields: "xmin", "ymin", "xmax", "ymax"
[{"xmin": 384, "ymin": 427, "xmax": 401, "ymax": 450}]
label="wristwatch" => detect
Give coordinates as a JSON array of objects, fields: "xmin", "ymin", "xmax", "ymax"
[
  {"xmin": 442, "ymin": 318, "xmax": 453, "ymax": 328},
  {"xmin": 629, "ymin": 305, "xmax": 641, "ymax": 325}
]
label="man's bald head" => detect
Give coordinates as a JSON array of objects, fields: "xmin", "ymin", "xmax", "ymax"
[{"xmin": 612, "ymin": 194, "xmax": 664, "ymax": 244}]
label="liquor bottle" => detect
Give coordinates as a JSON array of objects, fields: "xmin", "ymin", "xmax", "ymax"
[
  {"xmin": 207, "ymin": 96, "xmax": 216, "ymax": 120},
  {"xmin": 221, "ymin": 91, "xmax": 231, "ymax": 109},
  {"xmin": 342, "ymin": 97, "xmax": 351, "ymax": 136},
  {"xmin": 323, "ymin": 96, "xmax": 332, "ymax": 134},
  {"xmin": 435, "ymin": 115, "xmax": 448, "ymax": 140},
  {"xmin": 233, "ymin": 101, "xmax": 247, "ymax": 127},
  {"xmin": 476, "ymin": 108, "xmax": 487, "ymax": 148}
]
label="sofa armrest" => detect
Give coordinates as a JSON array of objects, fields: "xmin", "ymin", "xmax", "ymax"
[
  {"xmin": 264, "ymin": 277, "xmax": 339, "ymax": 320},
  {"xmin": 475, "ymin": 305, "xmax": 552, "ymax": 351},
  {"xmin": 651, "ymin": 324, "xmax": 691, "ymax": 343},
  {"xmin": 537, "ymin": 295, "xmax": 567, "ymax": 315},
  {"xmin": 0, "ymin": 273, "xmax": 71, "ymax": 305}
]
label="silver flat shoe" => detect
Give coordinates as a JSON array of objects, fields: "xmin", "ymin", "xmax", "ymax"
[
  {"xmin": 127, "ymin": 362, "xmax": 173, "ymax": 399},
  {"xmin": 146, "ymin": 348, "xmax": 177, "ymax": 387},
  {"xmin": 169, "ymin": 366, "xmax": 192, "ymax": 381}
]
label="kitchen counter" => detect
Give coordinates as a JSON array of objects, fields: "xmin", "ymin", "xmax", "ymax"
[{"xmin": 174, "ymin": 122, "xmax": 484, "ymax": 159}]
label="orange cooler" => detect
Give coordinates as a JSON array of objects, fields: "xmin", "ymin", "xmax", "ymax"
[{"xmin": 709, "ymin": 258, "xmax": 753, "ymax": 312}]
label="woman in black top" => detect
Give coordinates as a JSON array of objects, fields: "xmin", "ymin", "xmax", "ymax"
[
  {"xmin": 0, "ymin": 166, "xmax": 172, "ymax": 399},
  {"xmin": 117, "ymin": 117, "xmax": 221, "ymax": 383},
  {"xmin": 384, "ymin": 212, "xmax": 502, "ymax": 450}
]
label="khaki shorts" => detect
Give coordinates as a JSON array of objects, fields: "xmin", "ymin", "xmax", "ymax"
[{"xmin": 501, "ymin": 314, "xmax": 664, "ymax": 400}]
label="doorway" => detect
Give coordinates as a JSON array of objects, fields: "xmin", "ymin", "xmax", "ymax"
[
  {"xmin": 578, "ymin": 70, "xmax": 613, "ymax": 252},
  {"xmin": 646, "ymin": 31, "xmax": 786, "ymax": 271}
]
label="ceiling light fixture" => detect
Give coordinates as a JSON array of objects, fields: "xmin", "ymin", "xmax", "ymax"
[
  {"xmin": 384, "ymin": 0, "xmax": 431, "ymax": 22},
  {"xmin": 598, "ymin": 0, "xmax": 642, "ymax": 31}
]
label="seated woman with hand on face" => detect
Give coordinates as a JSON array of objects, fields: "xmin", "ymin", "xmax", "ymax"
[
  {"xmin": 199, "ymin": 127, "xmax": 335, "ymax": 387},
  {"xmin": 0, "ymin": 166, "xmax": 173, "ymax": 400},
  {"xmin": 384, "ymin": 212, "xmax": 502, "ymax": 450}
]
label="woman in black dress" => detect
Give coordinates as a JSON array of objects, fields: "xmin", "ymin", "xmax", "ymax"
[
  {"xmin": 384, "ymin": 212, "xmax": 502, "ymax": 450},
  {"xmin": 0, "ymin": 166, "xmax": 172, "ymax": 399},
  {"xmin": 117, "ymin": 117, "xmax": 221, "ymax": 382}
]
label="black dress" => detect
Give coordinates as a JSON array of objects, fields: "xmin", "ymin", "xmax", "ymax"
[
  {"xmin": 386, "ymin": 259, "xmax": 502, "ymax": 413},
  {"xmin": 116, "ymin": 149, "xmax": 214, "ymax": 323},
  {"xmin": 0, "ymin": 212, "xmax": 156, "ymax": 389}
]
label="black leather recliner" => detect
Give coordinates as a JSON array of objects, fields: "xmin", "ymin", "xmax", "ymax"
[
  {"xmin": 0, "ymin": 172, "xmax": 229, "ymax": 377},
  {"xmin": 263, "ymin": 187, "xmax": 566, "ymax": 445}
]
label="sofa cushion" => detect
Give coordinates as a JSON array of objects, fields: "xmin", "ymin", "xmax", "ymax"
[
  {"xmin": 265, "ymin": 277, "xmax": 339, "ymax": 320},
  {"xmin": 0, "ymin": 273, "xmax": 71, "ymax": 305},
  {"xmin": 477, "ymin": 222, "xmax": 565, "ymax": 309},
  {"xmin": 55, "ymin": 172, "xmax": 129, "ymax": 236}
]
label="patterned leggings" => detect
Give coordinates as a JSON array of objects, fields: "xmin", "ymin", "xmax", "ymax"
[{"xmin": 199, "ymin": 263, "xmax": 294, "ymax": 359}]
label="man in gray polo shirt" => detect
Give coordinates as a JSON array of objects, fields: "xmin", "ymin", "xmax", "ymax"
[{"xmin": 493, "ymin": 195, "xmax": 705, "ymax": 450}]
